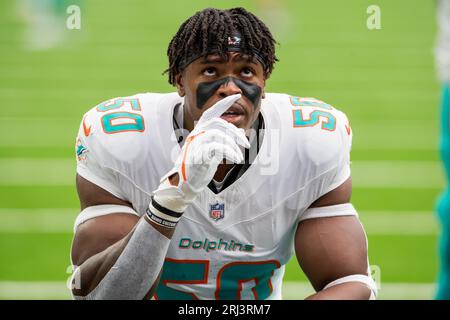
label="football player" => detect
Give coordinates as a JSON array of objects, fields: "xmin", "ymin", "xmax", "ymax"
[{"xmin": 70, "ymin": 7, "xmax": 377, "ymax": 300}]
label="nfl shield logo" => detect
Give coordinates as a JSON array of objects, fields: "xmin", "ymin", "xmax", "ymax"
[{"xmin": 210, "ymin": 203, "xmax": 225, "ymax": 221}]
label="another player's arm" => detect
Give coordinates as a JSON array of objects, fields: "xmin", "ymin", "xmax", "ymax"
[
  {"xmin": 71, "ymin": 175, "xmax": 176, "ymax": 299},
  {"xmin": 295, "ymin": 177, "xmax": 377, "ymax": 300}
]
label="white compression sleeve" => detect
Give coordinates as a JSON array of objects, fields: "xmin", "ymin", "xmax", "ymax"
[
  {"xmin": 72, "ymin": 217, "xmax": 170, "ymax": 300},
  {"xmin": 73, "ymin": 204, "xmax": 140, "ymax": 232},
  {"xmin": 323, "ymin": 270, "xmax": 378, "ymax": 300},
  {"xmin": 299, "ymin": 203, "xmax": 358, "ymax": 222}
]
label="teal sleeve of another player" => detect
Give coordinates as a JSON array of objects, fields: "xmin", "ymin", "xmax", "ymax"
[
  {"xmin": 436, "ymin": 82, "xmax": 450, "ymax": 300},
  {"xmin": 440, "ymin": 83, "xmax": 450, "ymax": 179},
  {"xmin": 441, "ymin": 83, "xmax": 450, "ymax": 166}
]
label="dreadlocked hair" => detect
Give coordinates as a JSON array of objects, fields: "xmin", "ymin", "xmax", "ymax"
[{"xmin": 164, "ymin": 7, "xmax": 278, "ymax": 85}]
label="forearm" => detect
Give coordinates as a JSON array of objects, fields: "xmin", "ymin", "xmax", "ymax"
[
  {"xmin": 305, "ymin": 282, "xmax": 372, "ymax": 300},
  {"xmin": 71, "ymin": 216, "xmax": 172, "ymax": 300}
]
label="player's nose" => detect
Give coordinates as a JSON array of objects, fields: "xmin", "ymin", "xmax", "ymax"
[{"xmin": 217, "ymin": 77, "xmax": 242, "ymax": 98}]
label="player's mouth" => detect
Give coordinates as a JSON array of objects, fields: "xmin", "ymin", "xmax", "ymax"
[{"xmin": 220, "ymin": 103, "xmax": 246, "ymax": 126}]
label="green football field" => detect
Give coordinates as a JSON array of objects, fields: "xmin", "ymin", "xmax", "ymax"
[{"xmin": 0, "ymin": 0, "xmax": 443, "ymax": 299}]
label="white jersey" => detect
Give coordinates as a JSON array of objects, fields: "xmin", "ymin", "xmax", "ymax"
[{"xmin": 74, "ymin": 92, "xmax": 353, "ymax": 300}]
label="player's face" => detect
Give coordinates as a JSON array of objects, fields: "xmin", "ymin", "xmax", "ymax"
[{"xmin": 176, "ymin": 52, "xmax": 266, "ymax": 131}]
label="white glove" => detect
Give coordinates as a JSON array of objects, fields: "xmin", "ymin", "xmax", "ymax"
[{"xmin": 147, "ymin": 94, "xmax": 250, "ymax": 228}]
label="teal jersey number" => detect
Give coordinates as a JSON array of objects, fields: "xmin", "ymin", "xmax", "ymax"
[
  {"xmin": 96, "ymin": 98, "xmax": 141, "ymax": 112},
  {"xmin": 155, "ymin": 259, "xmax": 209, "ymax": 300},
  {"xmin": 293, "ymin": 109, "xmax": 336, "ymax": 131},
  {"xmin": 215, "ymin": 260, "xmax": 281, "ymax": 300},
  {"xmin": 95, "ymin": 98, "xmax": 145, "ymax": 134},
  {"xmin": 290, "ymin": 96, "xmax": 333, "ymax": 110},
  {"xmin": 155, "ymin": 259, "xmax": 280, "ymax": 300},
  {"xmin": 101, "ymin": 112, "xmax": 145, "ymax": 134}
]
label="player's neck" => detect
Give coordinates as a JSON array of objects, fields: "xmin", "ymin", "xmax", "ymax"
[
  {"xmin": 184, "ymin": 110, "xmax": 195, "ymax": 132},
  {"xmin": 214, "ymin": 163, "xmax": 235, "ymax": 182}
]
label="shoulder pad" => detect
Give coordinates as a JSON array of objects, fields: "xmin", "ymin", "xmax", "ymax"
[
  {"xmin": 267, "ymin": 93, "xmax": 352, "ymax": 167},
  {"xmin": 77, "ymin": 93, "xmax": 159, "ymax": 169}
]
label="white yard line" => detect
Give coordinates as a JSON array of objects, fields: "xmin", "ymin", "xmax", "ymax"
[
  {"xmin": 282, "ymin": 281, "xmax": 436, "ymax": 300},
  {"xmin": 0, "ymin": 158, "xmax": 445, "ymax": 188},
  {"xmin": 0, "ymin": 281, "xmax": 72, "ymax": 300},
  {"xmin": 0, "ymin": 209, "xmax": 77, "ymax": 233},
  {"xmin": 358, "ymin": 211, "xmax": 440, "ymax": 235},
  {"xmin": 351, "ymin": 122, "xmax": 438, "ymax": 151},
  {"xmin": 0, "ymin": 158, "xmax": 75, "ymax": 186},
  {"xmin": 0, "ymin": 281, "xmax": 436, "ymax": 300},
  {"xmin": 351, "ymin": 161, "xmax": 445, "ymax": 188},
  {"xmin": 0, "ymin": 208, "xmax": 439, "ymax": 235},
  {"xmin": 0, "ymin": 118, "xmax": 77, "ymax": 148}
]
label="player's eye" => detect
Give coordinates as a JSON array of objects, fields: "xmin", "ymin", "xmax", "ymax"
[
  {"xmin": 241, "ymin": 67, "xmax": 254, "ymax": 78},
  {"xmin": 203, "ymin": 67, "xmax": 217, "ymax": 77}
]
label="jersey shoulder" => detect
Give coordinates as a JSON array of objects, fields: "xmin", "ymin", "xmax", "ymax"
[
  {"xmin": 76, "ymin": 92, "xmax": 179, "ymax": 168},
  {"xmin": 263, "ymin": 93, "xmax": 352, "ymax": 171},
  {"xmin": 264, "ymin": 93, "xmax": 350, "ymax": 128}
]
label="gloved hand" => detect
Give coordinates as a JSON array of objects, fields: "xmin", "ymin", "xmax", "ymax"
[{"xmin": 147, "ymin": 94, "xmax": 250, "ymax": 228}]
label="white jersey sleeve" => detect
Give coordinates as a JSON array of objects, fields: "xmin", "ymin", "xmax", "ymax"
[
  {"xmin": 75, "ymin": 109, "xmax": 128, "ymax": 200},
  {"xmin": 308, "ymin": 101, "xmax": 353, "ymax": 197},
  {"xmin": 75, "ymin": 92, "xmax": 184, "ymax": 216},
  {"xmin": 75, "ymin": 93, "xmax": 168, "ymax": 205},
  {"xmin": 291, "ymin": 96, "xmax": 353, "ymax": 220},
  {"xmin": 300, "ymin": 97, "xmax": 353, "ymax": 199},
  {"xmin": 264, "ymin": 94, "xmax": 353, "ymax": 220}
]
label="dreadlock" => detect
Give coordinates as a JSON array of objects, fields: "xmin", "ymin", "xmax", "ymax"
[{"xmin": 164, "ymin": 7, "xmax": 278, "ymax": 85}]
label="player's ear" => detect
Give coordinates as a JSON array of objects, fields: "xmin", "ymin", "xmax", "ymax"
[{"xmin": 175, "ymin": 73, "xmax": 185, "ymax": 97}]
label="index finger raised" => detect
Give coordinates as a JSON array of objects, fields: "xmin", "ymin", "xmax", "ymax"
[{"xmin": 198, "ymin": 94, "xmax": 241, "ymax": 123}]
